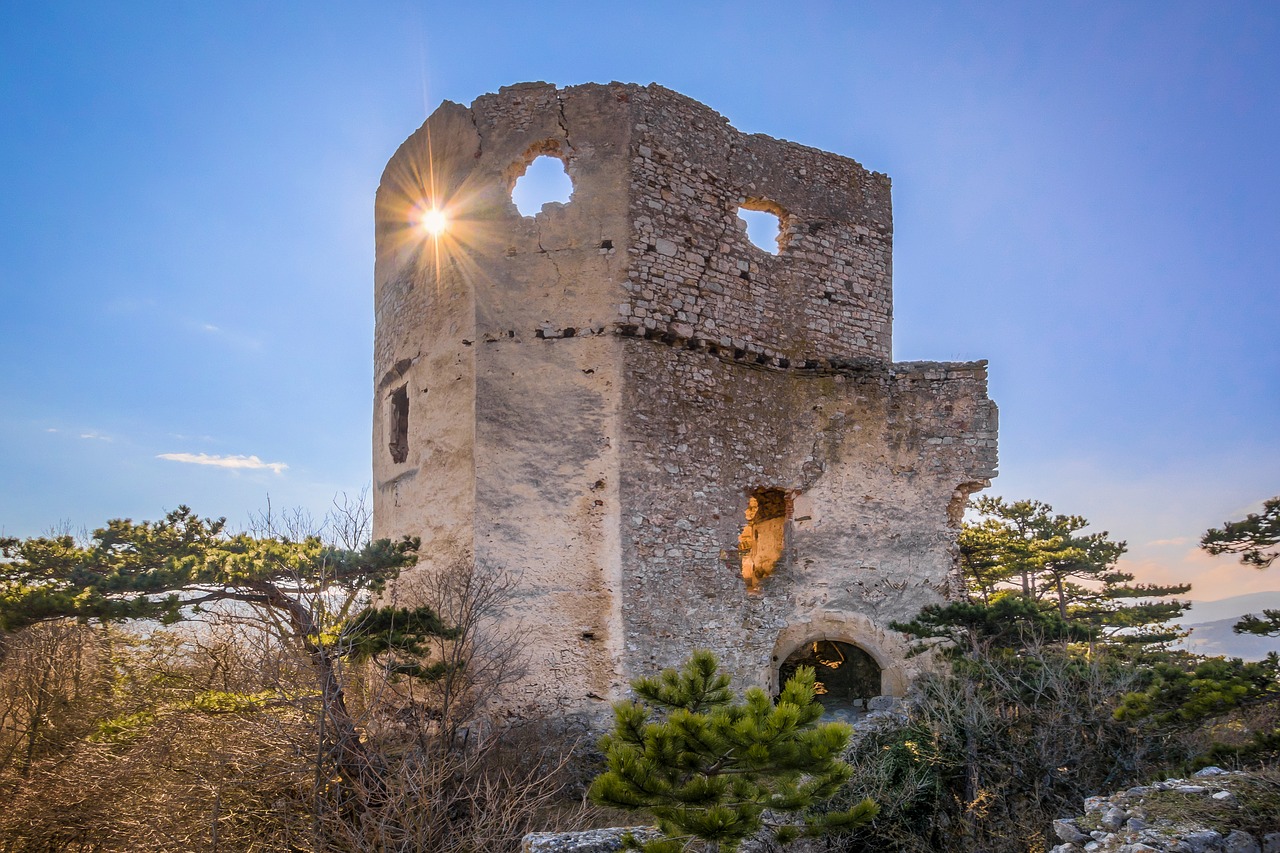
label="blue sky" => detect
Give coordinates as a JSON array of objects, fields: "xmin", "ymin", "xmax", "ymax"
[{"xmin": 1, "ymin": 2, "xmax": 1276, "ymax": 599}]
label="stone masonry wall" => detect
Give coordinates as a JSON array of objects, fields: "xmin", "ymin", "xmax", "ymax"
[
  {"xmin": 616, "ymin": 341, "xmax": 995, "ymax": 691},
  {"xmin": 622, "ymin": 85, "xmax": 893, "ymax": 364},
  {"xmin": 373, "ymin": 83, "xmax": 636, "ymax": 716},
  {"xmin": 373, "ymin": 81, "xmax": 997, "ymax": 721}
]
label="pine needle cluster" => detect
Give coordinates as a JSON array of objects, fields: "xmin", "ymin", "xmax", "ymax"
[{"xmin": 589, "ymin": 649, "xmax": 877, "ymax": 852}]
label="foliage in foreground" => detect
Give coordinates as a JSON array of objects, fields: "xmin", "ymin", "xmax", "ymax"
[
  {"xmin": 4, "ymin": 490, "xmax": 1277, "ymax": 851},
  {"xmin": 832, "ymin": 642, "xmax": 1171, "ymax": 853},
  {"xmin": 861, "ymin": 494, "xmax": 1280, "ymax": 851},
  {"xmin": 0, "ymin": 503, "xmax": 583, "ymax": 851},
  {"xmin": 590, "ymin": 650, "xmax": 876, "ymax": 852},
  {"xmin": 0, "ymin": 505, "xmax": 451, "ymax": 795},
  {"xmin": 0, "ymin": 620, "xmax": 583, "ymax": 852}
]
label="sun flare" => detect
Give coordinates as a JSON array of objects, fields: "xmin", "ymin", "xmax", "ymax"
[{"xmin": 419, "ymin": 207, "xmax": 448, "ymax": 236}]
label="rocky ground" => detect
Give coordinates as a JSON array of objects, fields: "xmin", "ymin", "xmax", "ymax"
[{"xmin": 1050, "ymin": 767, "xmax": 1280, "ymax": 853}]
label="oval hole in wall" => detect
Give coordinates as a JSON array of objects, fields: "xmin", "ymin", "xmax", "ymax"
[
  {"xmin": 738, "ymin": 207, "xmax": 782, "ymax": 254},
  {"xmin": 512, "ymin": 155, "xmax": 574, "ymax": 217}
]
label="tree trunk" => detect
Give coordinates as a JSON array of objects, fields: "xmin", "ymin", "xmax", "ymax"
[{"xmin": 248, "ymin": 582, "xmax": 386, "ymax": 799}]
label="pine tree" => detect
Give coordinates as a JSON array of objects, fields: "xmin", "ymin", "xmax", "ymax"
[
  {"xmin": 0, "ymin": 506, "xmax": 451, "ymax": 796},
  {"xmin": 1201, "ymin": 496, "xmax": 1280, "ymax": 569},
  {"xmin": 1201, "ymin": 497, "xmax": 1280, "ymax": 636},
  {"xmin": 957, "ymin": 497, "xmax": 1190, "ymax": 648},
  {"xmin": 589, "ymin": 650, "xmax": 877, "ymax": 853},
  {"xmin": 893, "ymin": 593, "xmax": 1094, "ymax": 658}
]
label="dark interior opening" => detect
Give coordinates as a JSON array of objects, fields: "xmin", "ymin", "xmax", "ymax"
[{"xmin": 779, "ymin": 640, "xmax": 881, "ymax": 716}]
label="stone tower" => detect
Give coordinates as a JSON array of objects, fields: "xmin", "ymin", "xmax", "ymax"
[{"xmin": 373, "ymin": 82, "xmax": 997, "ymax": 722}]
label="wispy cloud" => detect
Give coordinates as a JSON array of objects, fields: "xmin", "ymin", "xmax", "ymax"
[
  {"xmin": 46, "ymin": 426, "xmax": 113, "ymax": 441},
  {"xmin": 189, "ymin": 319, "xmax": 261, "ymax": 351},
  {"xmin": 158, "ymin": 452, "xmax": 288, "ymax": 474},
  {"xmin": 1145, "ymin": 536, "xmax": 1192, "ymax": 547}
]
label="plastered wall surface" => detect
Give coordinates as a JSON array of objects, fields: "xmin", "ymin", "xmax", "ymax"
[{"xmin": 373, "ymin": 81, "xmax": 997, "ymax": 723}]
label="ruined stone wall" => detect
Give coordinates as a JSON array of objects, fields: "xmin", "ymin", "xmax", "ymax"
[
  {"xmin": 373, "ymin": 84, "xmax": 636, "ymax": 715},
  {"xmin": 373, "ymin": 100, "xmax": 480, "ymax": 569},
  {"xmin": 373, "ymin": 81, "xmax": 997, "ymax": 722},
  {"xmin": 616, "ymin": 343, "xmax": 996, "ymax": 693},
  {"xmin": 621, "ymin": 86, "xmax": 893, "ymax": 364}
]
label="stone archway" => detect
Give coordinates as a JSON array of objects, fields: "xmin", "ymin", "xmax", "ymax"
[
  {"xmin": 769, "ymin": 612, "xmax": 916, "ymax": 704},
  {"xmin": 778, "ymin": 639, "xmax": 882, "ymax": 715}
]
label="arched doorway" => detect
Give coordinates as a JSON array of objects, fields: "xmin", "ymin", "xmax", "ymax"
[{"xmin": 778, "ymin": 640, "xmax": 882, "ymax": 717}]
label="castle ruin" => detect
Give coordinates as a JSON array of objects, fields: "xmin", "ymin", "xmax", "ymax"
[{"xmin": 372, "ymin": 82, "xmax": 997, "ymax": 721}]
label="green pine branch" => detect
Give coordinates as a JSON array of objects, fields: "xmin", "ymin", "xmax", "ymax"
[{"xmin": 590, "ymin": 650, "xmax": 876, "ymax": 852}]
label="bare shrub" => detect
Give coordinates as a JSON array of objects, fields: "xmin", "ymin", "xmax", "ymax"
[
  {"xmin": 0, "ymin": 624, "xmax": 316, "ymax": 851},
  {"xmin": 0, "ymin": 493, "xmax": 587, "ymax": 851},
  {"xmin": 313, "ymin": 725, "xmax": 585, "ymax": 853},
  {"xmin": 309, "ymin": 557, "xmax": 593, "ymax": 852},
  {"xmin": 371, "ymin": 558, "xmax": 528, "ymax": 743},
  {"xmin": 0, "ymin": 621, "xmax": 112, "ymax": 785},
  {"xmin": 832, "ymin": 643, "xmax": 1168, "ymax": 853},
  {"xmin": 0, "ymin": 607, "xmax": 581, "ymax": 853}
]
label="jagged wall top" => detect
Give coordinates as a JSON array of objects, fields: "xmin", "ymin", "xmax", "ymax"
[{"xmin": 376, "ymin": 81, "xmax": 895, "ymax": 364}]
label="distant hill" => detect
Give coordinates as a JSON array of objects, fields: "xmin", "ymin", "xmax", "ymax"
[
  {"xmin": 1182, "ymin": 592, "xmax": 1280, "ymax": 625},
  {"xmin": 1173, "ymin": 591, "xmax": 1280, "ymax": 660}
]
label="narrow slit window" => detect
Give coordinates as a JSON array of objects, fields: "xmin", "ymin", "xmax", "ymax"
[{"xmin": 388, "ymin": 385, "xmax": 408, "ymax": 463}]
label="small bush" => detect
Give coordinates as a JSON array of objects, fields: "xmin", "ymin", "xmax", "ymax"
[{"xmin": 832, "ymin": 643, "xmax": 1169, "ymax": 853}]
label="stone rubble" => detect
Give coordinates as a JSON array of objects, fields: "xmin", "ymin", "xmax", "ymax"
[
  {"xmin": 523, "ymin": 826, "xmax": 662, "ymax": 853},
  {"xmin": 523, "ymin": 824, "xmax": 830, "ymax": 853},
  {"xmin": 1049, "ymin": 768, "xmax": 1280, "ymax": 853}
]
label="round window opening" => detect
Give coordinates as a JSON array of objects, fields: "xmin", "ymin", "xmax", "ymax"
[
  {"xmin": 512, "ymin": 154, "xmax": 574, "ymax": 217},
  {"xmin": 779, "ymin": 640, "xmax": 881, "ymax": 718}
]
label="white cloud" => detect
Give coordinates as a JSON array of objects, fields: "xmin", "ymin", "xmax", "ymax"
[
  {"xmin": 158, "ymin": 452, "xmax": 287, "ymax": 474},
  {"xmin": 1145, "ymin": 536, "xmax": 1192, "ymax": 547},
  {"xmin": 187, "ymin": 319, "xmax": 261, "ymax": 351},
  {"xmin": 79, "ymin": 431, "xmax": 111, "ymax": 441}
]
